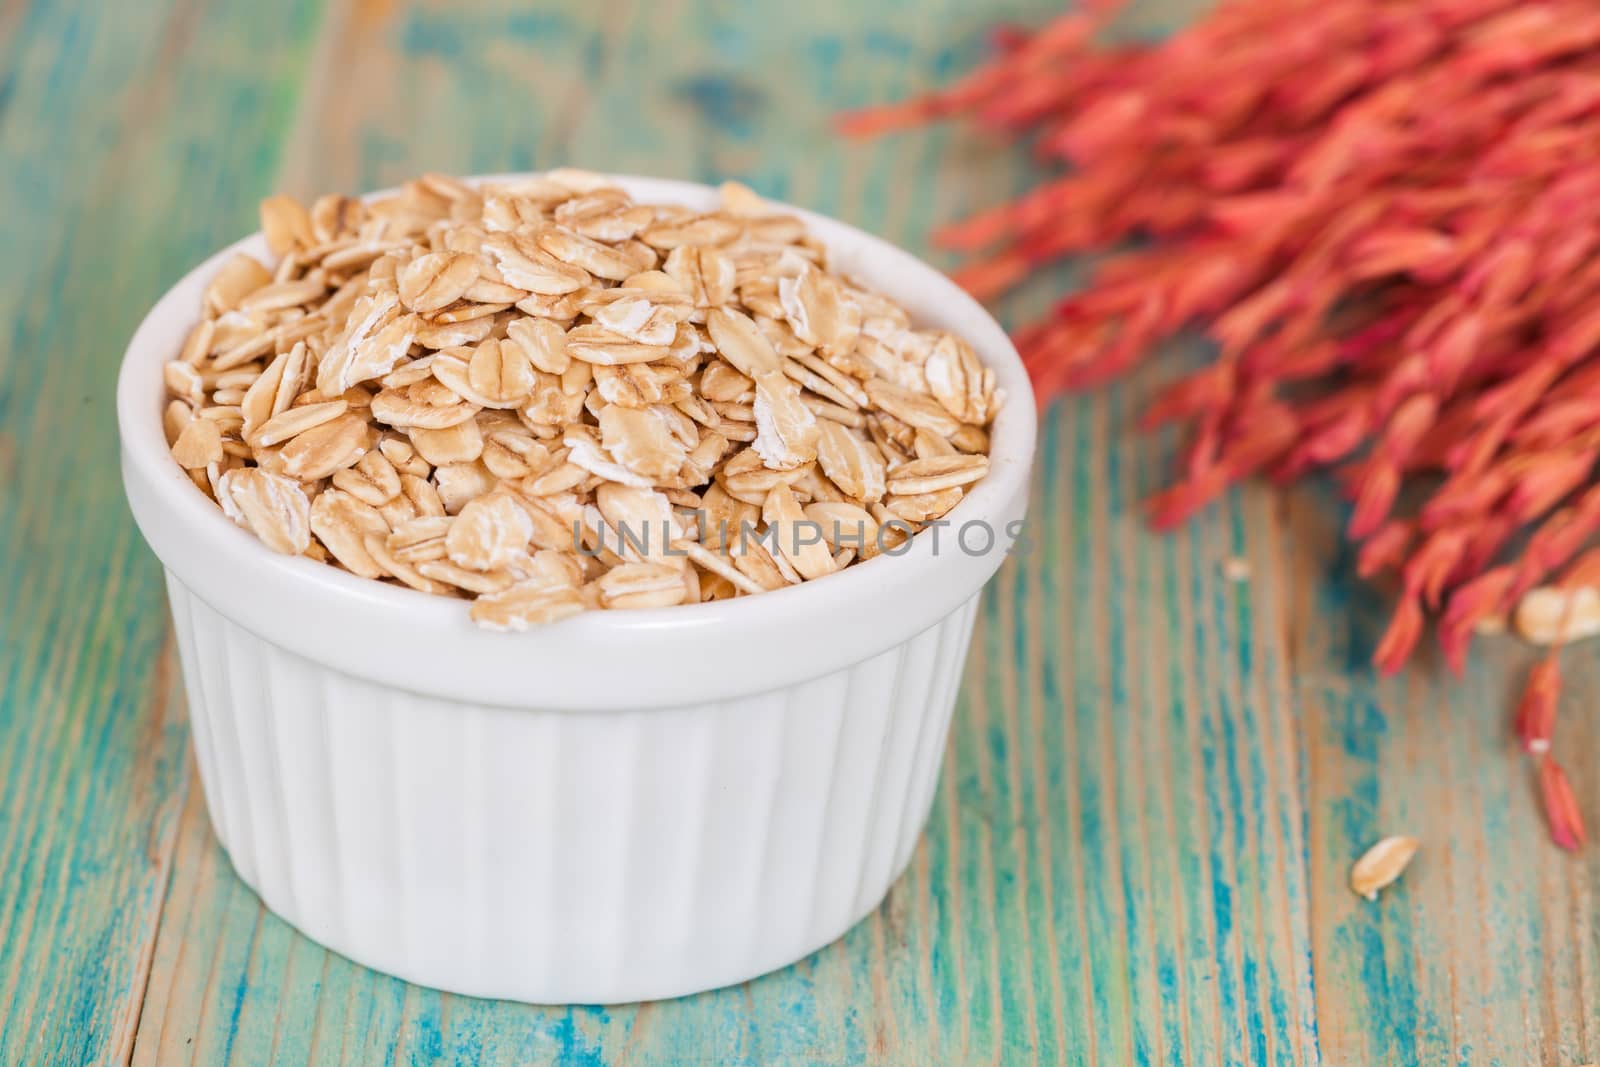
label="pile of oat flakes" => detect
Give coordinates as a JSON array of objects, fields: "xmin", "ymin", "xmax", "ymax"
[{"xmin": 164, "ymin": 171, "xmax": 998, "ymax": 629}]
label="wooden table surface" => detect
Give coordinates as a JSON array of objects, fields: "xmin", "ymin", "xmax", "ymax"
[{"xmin": 2, "ymin": 0, "xmax": 1597, "ymax": 1063}]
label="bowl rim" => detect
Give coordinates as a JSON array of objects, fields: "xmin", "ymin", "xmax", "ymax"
[{"xmin": 118, "ymin": 172, "xmax": 1037, "ymax": 709}]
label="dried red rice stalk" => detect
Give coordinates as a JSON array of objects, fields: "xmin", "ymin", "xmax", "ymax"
[{"xmin": 843, "ymin": 0, "xmax": 1600, "ymax": 850}]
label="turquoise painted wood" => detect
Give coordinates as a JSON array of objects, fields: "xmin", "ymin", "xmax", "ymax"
[{"xmin": 0, "ymin": 0, "xmax": 1595, "ymax": 1063}]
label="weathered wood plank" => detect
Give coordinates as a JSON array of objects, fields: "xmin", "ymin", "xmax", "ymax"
[
  {"xmin": 0, "ymin": 0, "xmax": 327, "ymax": 1063},
  {"xmin": 123, "ymin": 1, "xmax": 1323, "ymax": 1064},
  {"xmin": 1280, "ymin": 487, "xmax": 1600, "ymax": 1066},
  {"xmin": 8, "ymin": 0, "xmax": 1595, "ymax": 1061}
]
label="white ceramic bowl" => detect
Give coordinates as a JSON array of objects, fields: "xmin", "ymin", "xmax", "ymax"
[{"xmin": 117, "ymin": 174, "xmax": 1036, "ymax": 1004}]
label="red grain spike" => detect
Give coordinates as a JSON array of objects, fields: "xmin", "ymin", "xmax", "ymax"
[
  {"xmin": 1348, "ymin": 460, "xmax": 1401, "ymax": 540},
  {"xmin": 1382, "ymin": 394, "xmax": 1439, "ymax": 462},
  {"xmin": 1357, "ymin": 520, "xmax": 1414, "ymax": 580},
  {"xmin": 1296, "ymin": 405, "xmax": 1372, "ymax": 468},
  {"xmin": 1515, "ymin": 658, "xmax": 1560, "ymax": 755},
  {"xmin": 1403, "ymin": 527, "xmax": 1469, "ymax": 609},
  {"xmin": 947, "ymin": 256, "xmax": 1033, "ymax": 302},
  {"xmin": 1450, "ymin": 514, "xmax": 1515, "ymax": 588},
  {"xmin": 1140, "ymin": 363, "xmax": 1236, "ymax": 429},
  {"xmin": 1438, "ymin": 566, "xmax": 1516, "ymax": 673},
  {"xmin": 834, "ymin": 99, "xmax": 943, "ymax": 138},
  {"xmin": 1560, "ymin": 547, "xmax": 1600, "ymax": 590},
  {"xmin": 1539, "ymin": 757, "xmax": 1588, "ymax": 852},
  {"xmin": 1144, "ymin": 466, "xmax": 1232, "ymax": 530},
  {"xmin": 1505, "ymin": 449, "xmax": 1596, "ymax": 524},
  {"xmin": 1374, "ymin": 596, "xmax": 1424, "ymax": 676},
  {"xmin": 1220, "ymin": 402, "xmax": 1299, "ymax": 475}
]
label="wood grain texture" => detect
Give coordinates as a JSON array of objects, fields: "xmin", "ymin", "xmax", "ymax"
[
  {"xmin": 0, "ymin": 0, "xmax": 325, "ymax": 1063},
  {"xmin": 0, "ymin": 0, "xmax": 1596, "ymax": 1063},
  {"xmin": 1282, "ymin": 486, "xmax": 1600, "ymax": 1066}
]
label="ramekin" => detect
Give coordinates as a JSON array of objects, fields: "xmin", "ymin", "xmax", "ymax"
[{"xmin": 117, "ymin": 174, "xmax": 1036, "ymax": 1004}]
